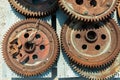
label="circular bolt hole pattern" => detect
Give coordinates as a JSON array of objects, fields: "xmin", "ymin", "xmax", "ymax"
[
  {"xmin": 76, "ymin": 34, "xmax": 81, "ymax": 39},
  {"xmin": 101, "ymin": 34, "xmax": 106, "ymax": 40},
  {"xmin": 82, "ymin": 44, "xmax": 87, "ymax": 49},
  {"xmin": 32, "ymin": 54, "xmax": 38, "ymax": 60},
  {"xmin": 90, "ymin": 0, "xmax": 97, "ymax": 7},
  {"xmin": 76, "ymin": 0, "xmax": 83, "ymax": 5},
  {"xmin": 36, "ymin": 34, "xmax": 41, "ymax": 39},
  {"xmin": 40, "ymin": 45, "xmax": 45, "ymax": 50},
  {"xmin": 24, "ymin": 33, "xmax": 29, "ymax": 38},
  {"xmin": 95, "ymin": 45, "xmax": 100, "ymax": 50},
  {"xmin": 87, "ymin": 31, "xmax": 96, "ymax": 40}
]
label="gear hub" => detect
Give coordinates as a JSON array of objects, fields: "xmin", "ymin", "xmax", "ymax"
[{"xmin": 2, "ymin": 19, "xmax": 59, "ymax": 76}]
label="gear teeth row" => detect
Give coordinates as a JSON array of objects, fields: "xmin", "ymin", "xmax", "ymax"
[
  {"xmin": 2, "ymin": 19, "xmax": 60, "ymax": 76},
  {"xmin": 8, "ymin": 0, "xmax": 58, "ymax": 17},
  {"xmin": 70, "ymin": 60, "xmax": 120, "ymax": 80},
  {"xmin": 59, "ymin": 0, "xmax": 120, "ymax": 22}
]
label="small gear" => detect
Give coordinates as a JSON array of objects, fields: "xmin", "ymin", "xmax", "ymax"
[
  {"xmin": 70, "ymin": 51, "xmax": 120, "ymax": 80},
  {"xmin": 8, "ymin": 0, "xmax": 58, "ymax": 17},
  {"xmin": 2, "ymin": 19, "xmax": 59, "ymax": 76},
  {"xmin": 59, "ymin": 0, "xmax": 119, "ymax": 22},
  {"xmin": 61, "ymin": 19, "xmax": 120, "ymax": 68}
]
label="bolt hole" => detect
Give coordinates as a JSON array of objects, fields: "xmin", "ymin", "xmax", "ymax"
[
  {"xmin": 36, "ymin": 34, "xmax": 41, "ymax": 39},
  {"xmin": 95, "ymin": 45, "xmax": 100, "ymax": 50},
  {"xmin": 101, "ymin": 34, "xmax": 106, "ymax": 40},
  {"xmin": 76, "ymin": 34, "xmax": 81, "ymax": 39},
  {"xmin": 40, "ymin": 45, "xmax": 45, "ymax": 50},
  {"xmin": 32, "ymin": 54, "xmax": 38, "ymax": 60},
  {"xmin": 24, "ymin": 33, "xmax": 29, "ymax": 38},
  {"xmin": 90, "ymin": 0, "xmax": 97, "ymax": 7},
  {"xmin": 76, "ymin": 0, "xmax": 83, "ymax": 5},
  {"xmin": 20, "ymin": 54, "xmax": 22, "ymax": 57},
  {"xmin": 82, "ymin": 44, "xmax": 87, "ymax": 49}
]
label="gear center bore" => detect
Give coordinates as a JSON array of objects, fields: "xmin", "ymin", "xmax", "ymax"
[
  {"xmin": 24, "ymin": 41, "xmax": 36, "ymax": 53},
  {"xmin": 85, "ymin": 30, "xmax": 97, "ymax": 42}
]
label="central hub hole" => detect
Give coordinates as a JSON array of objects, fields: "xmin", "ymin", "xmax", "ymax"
[
  {"xmin": 32, "ymin": 0, "xmax": 47, "ymax": 4},
  {"xmin": 76, "ymin": 0, "xmax": 83, "ymax": 5},
  {"xmin": 86, "ymin": 31, "xmax": 97, "ymax": 42},
  {"xmin": 25, "ymin": 42, "xmax": 35, "ymax": 53},
  {"xmin": 87, "ymin": 31, "xmax": 96, "ymax": 40},
  {"xmin": 90, "ymin": 0, "xmax": 97, "ymax": 7}
]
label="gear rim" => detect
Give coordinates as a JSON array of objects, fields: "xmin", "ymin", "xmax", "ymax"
[{"xmin": 2, "ymin": 19, "xmax": 59, "ymax": 76}]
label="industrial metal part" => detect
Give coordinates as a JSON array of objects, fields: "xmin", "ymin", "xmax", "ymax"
[
  {"xmin": 8, "ymin": 0, "xmax": 58, "ymax": 17},
  {"xmin": 70, "ymin": 51, "xmax": 120, "ymax": 80},
  {"xmin": 2, "ymin": 19, "xmax": 59, "ymax": 76},
  {"xmin": 61, "ymin": 19, "xmax": 120, "ymax": 68},
  {"xmin": 117, "ymin": 3, "xmax": 120, "ymax": 18},
  {"xmin": 59, "ymin": 0, "xmax": 119, "ymax": 22}
]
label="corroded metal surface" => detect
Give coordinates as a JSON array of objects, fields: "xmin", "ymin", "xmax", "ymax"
[
  {"xmin": 70, "ymin": 49, "xmax": 120, "ymax": 80},
  {"xmin": 2, "ymin": 19, "xmax": 59, "ymax": 76},
  {"xmin": 8, "ymin": 0, "xmax": 58, "ymax": 17},
  {"xmin": 59, "ymin": 0, "xmax": 119, "ymax": 21},
  {"xmin": 61, "ymin": 19, "xmax": 120, "ymax": 68}
]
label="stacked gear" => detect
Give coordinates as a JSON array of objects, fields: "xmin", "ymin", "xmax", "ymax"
[
  {"xmin": 2, "ymin": 0, "xmax": 120, "ymax": 79},
  {"xmin": 59, "ymin": 0, "xmax": 120, "ymax": 79},
  {"xmin": 61, "ymin": 19, "xmax": 120, "ymax": 79}
]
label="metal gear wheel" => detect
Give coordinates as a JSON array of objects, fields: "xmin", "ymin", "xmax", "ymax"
[
  {"xmin": 2, "ymin": 19, "xmax": 59, "ymax": 76},
  {"xmin": 61, "ymin": 19, "xmax": 120, "ymax": 68},
  {"xmin": 59, "ymin": 0, "xmax": 119, "ymax": 22},
  {"xmin": 8, "ymin": 0, "xmax": 58, "ymax": 17},
  {"xmin": 70, "ymin": 51, "xmax": 120, "ymax": 80}
]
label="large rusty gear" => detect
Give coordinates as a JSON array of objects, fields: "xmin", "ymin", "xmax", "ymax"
[
  {"xmin": 61, "ymin": 19, "xmax": 120, "ymax": 68},
  {"xmin": 59, "ymin": 0, "xmax": 119, "ymax": 22},
  {"xmin": 70, "ymin": 51, "xmax": 120, "ymax": 80},
  {"xmin": 8, "ymin": 0, "xmax": 58, "ymax": 17},
  {"xmin": 2, "ymin": 19, "xmax": 59, "ymax": 76}
]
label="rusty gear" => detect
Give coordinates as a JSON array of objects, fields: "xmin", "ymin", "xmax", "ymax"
[
  {"xmin": 117, "ymin": 3, "xmax": 120, "ymax": 18},
  {"xmin": 61, "ymin": 19, "xmax": 120, "ymax": 68},
  {"xmin": 8, "ymin": 0, "xmax": 58, "ymax": 17},
  {"xmin": 59, "ymin": 0, "xmax": 119, "ymax": 22},
  {"xmin": 2, "ymin": 19, "xmax": 59, "ymax": 76},
  {"xmin": 70, "ymin": 51, "xmax": 120, "ymax": 80}
]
